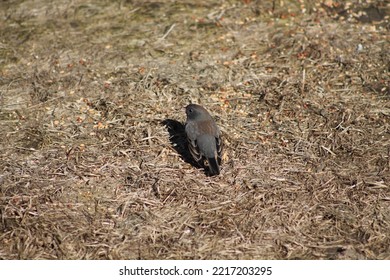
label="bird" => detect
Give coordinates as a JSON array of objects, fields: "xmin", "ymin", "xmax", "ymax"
[{"xmin": 185, "ymin": 104, "xmax": 222, "ymax": 176}]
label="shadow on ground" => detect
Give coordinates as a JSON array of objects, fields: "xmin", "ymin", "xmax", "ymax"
[{"xmin": 161, "ymin": 119, "xmax": 201, "ymax": 170}]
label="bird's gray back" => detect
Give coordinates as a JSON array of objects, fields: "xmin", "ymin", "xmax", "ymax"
[{"xmin": 197, "ymin": 134, "xmax": 217, "ymax": 158}]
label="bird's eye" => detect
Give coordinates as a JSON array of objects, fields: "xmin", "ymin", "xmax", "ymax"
[{"xmin": 189, "ymin": 109, "xmax": 193, "ymax": 113}]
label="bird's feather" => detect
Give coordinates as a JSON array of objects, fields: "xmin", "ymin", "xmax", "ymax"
[
  {"xmin": 188, "ymin": 139, "xmax": 203, "ymax": 163},
  {"xmin": 207, "ymin": 157, "xmax": 220, "ymax": 175}
]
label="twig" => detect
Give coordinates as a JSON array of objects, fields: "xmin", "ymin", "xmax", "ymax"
[{"xmin": 160, "ymin": 24, "xmax": 176, "ymax": 40}]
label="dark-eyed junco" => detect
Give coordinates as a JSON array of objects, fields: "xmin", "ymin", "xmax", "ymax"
[{"xmin": 185, "ymin": 104, "xmax": 222, "ymax": 176}]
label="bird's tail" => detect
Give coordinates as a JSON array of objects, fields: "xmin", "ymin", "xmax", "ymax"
[{"xmin": 207, "ymin": 157, "xmax": 220, "ymax": 176}]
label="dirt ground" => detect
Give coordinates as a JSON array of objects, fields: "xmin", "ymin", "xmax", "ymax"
[{"xmin": 0, "ymin": 0, "xmax": 389, "ymax": 260}]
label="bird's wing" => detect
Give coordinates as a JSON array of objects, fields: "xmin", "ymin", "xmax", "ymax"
[
  {"xmin": 185, "ymin": 122, "xmax": 203, "ymax": 162},
  {"xmin": 216, "ymin": 135, "xmax": 223, "ymax": 165},
  {"xmin": 188, "ymin": 138, "xmax": 203, "ymax": 162}
]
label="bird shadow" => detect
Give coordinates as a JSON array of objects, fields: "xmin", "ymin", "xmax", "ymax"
[{"xmin": 161, "ymin": 119, "xmax": 201, "ymax": 170}]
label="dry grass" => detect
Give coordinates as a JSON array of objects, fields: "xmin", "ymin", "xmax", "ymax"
[{"xmin": 0, "ymin": 0, "xmax": 389, "ymax": 259}]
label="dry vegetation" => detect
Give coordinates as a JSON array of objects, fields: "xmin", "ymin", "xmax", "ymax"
[{"xmin": 0, "ymin": 0, "xmax": 389, "ymax": 259}]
